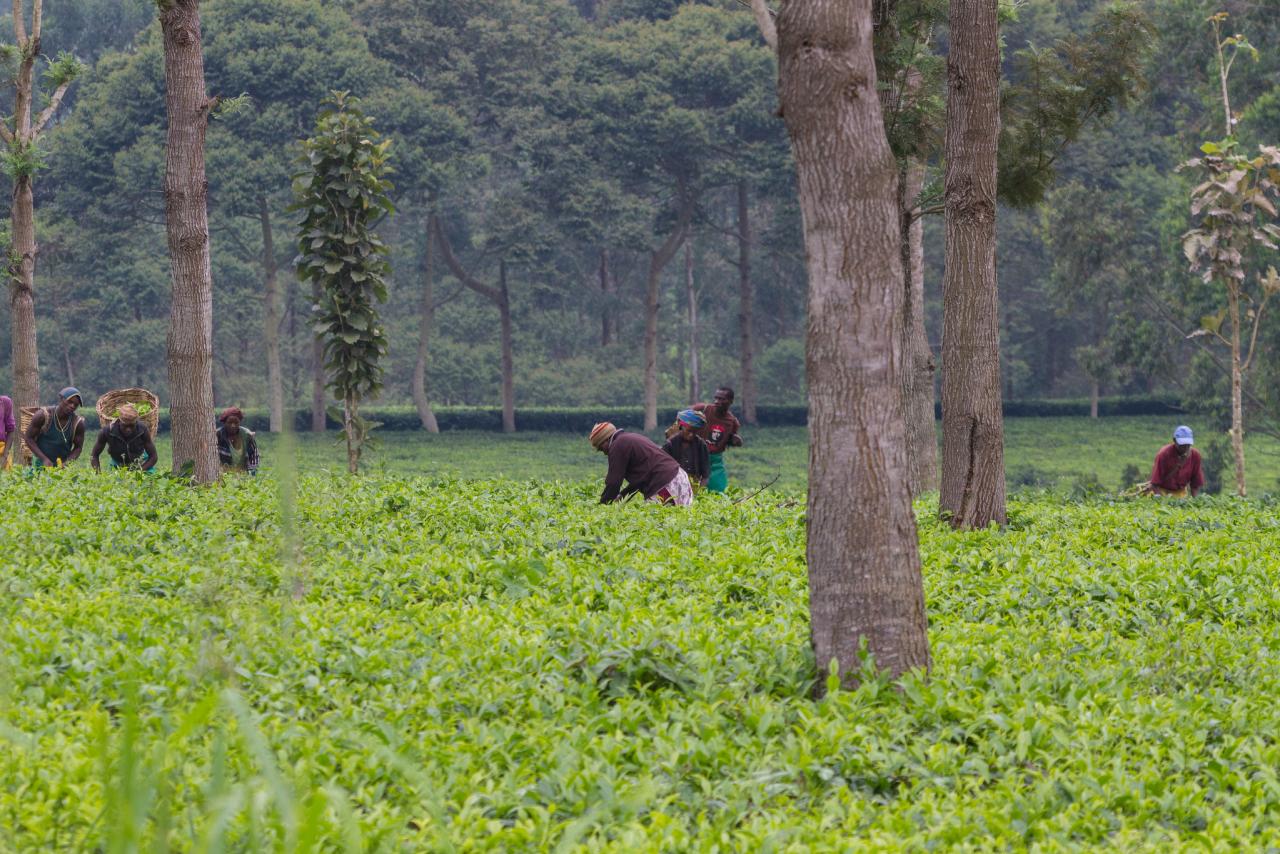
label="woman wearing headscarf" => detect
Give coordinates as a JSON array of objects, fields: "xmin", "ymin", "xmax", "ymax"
[
  {"xmin": 662, "ymin": 409, "xmax": 710, "ymax": 490},
  {"xmin": 215, "ymin": 406, "xmax": 259, "ymax": 474}
]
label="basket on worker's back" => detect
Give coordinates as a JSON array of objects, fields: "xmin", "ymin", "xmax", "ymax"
[
  {"xmin": 16, "ymin": 405, "xmax": 40, "ymax": 465},
  {"xmin": 96, "ymin": 388, "xmax": 161, "ymax": 438}
]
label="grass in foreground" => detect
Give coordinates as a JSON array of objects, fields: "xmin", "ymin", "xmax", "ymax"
[{"xmin": 5, "ymin": 464, "xmax": 1280, "ymax": 848}]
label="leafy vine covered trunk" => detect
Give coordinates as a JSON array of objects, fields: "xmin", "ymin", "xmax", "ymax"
[
  {"xmin": 159, "ymin": 0, "xmax": 219, "ymax": 483},
  {"xmin": 774, "ymin": 0, "xmax": 930, "ymax": 685},
  {"xmin": 940, "ymin": 0, "xmax": 1005, "ymax": 528},
  {"xmin": 8, "ymin": 175, "xmax": 39, "ymax": 409},
  {"xmin": 643, "ymin": 205, "xmax": 691, "ymax": 431}
]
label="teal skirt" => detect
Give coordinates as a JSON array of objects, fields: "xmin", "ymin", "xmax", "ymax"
[{"xmin": 707, "ymin": 452, "xmax": 728, "ymax": 493}]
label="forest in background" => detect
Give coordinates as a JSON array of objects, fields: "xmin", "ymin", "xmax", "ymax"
[{"xmin": 0, "ymin": 0, "xmax": 1277, "ymax": 419}]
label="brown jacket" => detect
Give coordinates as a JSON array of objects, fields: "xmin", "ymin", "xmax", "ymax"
[{"xmin": 601, "ymin": 430, "xmax": 682, "ymax": 504}]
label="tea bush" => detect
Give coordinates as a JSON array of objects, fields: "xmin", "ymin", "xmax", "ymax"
[{"xmin": 5, "ymin": 465, "xmax": 1280, "ymax": 849}]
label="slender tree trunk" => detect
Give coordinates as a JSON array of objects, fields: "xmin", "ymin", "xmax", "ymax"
[
  {"xmin": 344, "ymin": 393, "xmax": 358, "ymax": 474},
  {"xmin": 686, "ymin": 243, "xmax": 700, "ymax": 404},
  {"xmin": 900, "ymin": 159, "xmax": 937, "ymax": 495},
  {"xmin": 599, "ymin": 249, "xmax": 615, "ymax": 347},
  {"xmin": 63, "ymin": 347, "xmax": 74, "ymax": 387},
  {"xmin": 1089, "ymin": 380, "xmax": 1099, "ymax": 419},
  {"xmin": 939, "ymin": 0, "xmax": 1005, "ymax": 528},
  {"xmin": 498, "ymin": 260, "xmax": 515, "ymax": 433},
  {"xmin": 644, "ymin": 211, "xmax": 690, "ymax": 431},
  {"xmin": 159, "ymin": 0, "xmax": 219, "ymax": 482},
  {"xmin": 737, "ymin": 180, "xmax": 758, "ymax": 424},
  {"xmin": 776, "ymin": 0, "xmax": 929, "ymax": 686},
  {"xmin": 413, "ymin": 214, "xmax": 440, "ymax": 433},
  {"xmin": 311, "ymin": 279, "xmax": 326, "ymax": 431},
  {"xmin": 8, "ymin": 174, "xmax": 40, "ymax": 408},
  {"xmin": 259, "ymin": 194, "xmax": 283, "ymax": 432},
  {"xmin": 1229, "ymin": 286, "xmax": 1245, "ymax": 496}
]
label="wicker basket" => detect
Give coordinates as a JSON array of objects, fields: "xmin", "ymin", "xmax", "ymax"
[
  {"xmin": 96, "ymin": 388, "xmax": 161, "ymax": 437},
  {"xmin": 16, "ymin": 405, "xmax": 40, "ymax": 465}
]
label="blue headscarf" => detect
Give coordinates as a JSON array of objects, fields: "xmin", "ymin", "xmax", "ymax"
[{"xmin": 677, "ymin": 409, "xmax": 705, "ymax": 429}]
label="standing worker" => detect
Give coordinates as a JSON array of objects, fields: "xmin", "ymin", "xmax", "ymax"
[
  {"xmin": 91, "ymin": 403, "xmax": 159, "ymax": 472},
  {"xmin": 24, "ymin": 387, "xmax": 87, "ymax": 468},
  {"xmin": 1149, "ymin": 425, "xmax": 1204, "ymax": 497},
  {"xmin": 662, "ymin": 409, "xmax": 710, "ymax": 490},
  {"xmin": 692, "ymin": 386, "xmax": 743, "ymax": 493},
  {"xmin": 590, "ymin": 421, "xmax": 693, "ymax": 506}
]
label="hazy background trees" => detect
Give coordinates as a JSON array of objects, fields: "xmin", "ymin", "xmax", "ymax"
[{"xmin": 0, "ymin": 0, "xmax": 1277, "ymax": 429}]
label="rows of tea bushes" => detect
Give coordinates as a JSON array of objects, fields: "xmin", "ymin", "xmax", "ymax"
[
  {"xmin": 46, "ymin": 395, "xmax": 1182, "ymax": 434},
  {"xmin": 5, "ymin": 471, "xmax": 1280, "ymax": 848}
]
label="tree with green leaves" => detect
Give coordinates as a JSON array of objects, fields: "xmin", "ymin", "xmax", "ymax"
[
  {"xmin": 2, "ymin": 1, "xmax": 85, "ymax": 413},
  {"xmin": 293, "ymin": 93, "xmax": 394, "ymax": 474}
]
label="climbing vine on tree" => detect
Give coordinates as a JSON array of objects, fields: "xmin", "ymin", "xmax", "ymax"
[{"xmin": 293, "ymin": 92, "xmax": 395, "ymax": 474}]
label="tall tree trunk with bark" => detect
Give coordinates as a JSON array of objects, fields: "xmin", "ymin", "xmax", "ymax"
[
  {"xmin": 900, "ymin": 160, "xmax": 938, "ymax": 494},
  {"xmin": 259, "ymin": 194, "xmax": 283, "ymax": 433},
  {"xmin": 498, "ymin": 260, "xmax": 515, "ymax": 433},
  {"xmin": 737, "ymin": 180, "xmax": 758, "ymax": 424},
  {"xmin": 599, "ymin": 249, "xmax": 616, "ymax": 347},
  {"xmin": 8, "ymin": 175, "xmax": 39, "ymax": 408},
  {"xmin": 311, "ymin": 279, "xmax": 326, "ymax": 431},
  {"xmin": 432, "ymin": 216, "xmax": 517, "ymax": 432},
  {"xmin": 643, "ymin": 205, "xmax": 692, "ymax": 431},
  {"xmin": 159, "ymin": 0, "xmax": 219, "ymax": 483},
  {"xmin": 685, "ymin": 243, "xmax": 700, "ymax": 404},
  {"xmin": 768, "ymin": 0, "xmax": 930, "ymax": 685},
  {"xmin": 3, "ymin": 0, "xmax": 79, "ymax": 410},
  {"xmin": 939, "ymin": 0, "xmax": 1005, "ymax": 528},
  {"xmin": 413, "ymin": 214, "xmax": 440, "ymax": 433}
]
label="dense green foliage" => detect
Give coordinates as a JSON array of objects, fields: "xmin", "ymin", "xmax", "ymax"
[
  {"xmin": 5, "ymin": 0, "xmax": 1274, "ymax": 420},
  {"xmin": 8, "ymin": 441, "xmax": 1280, "ymax": 847}
]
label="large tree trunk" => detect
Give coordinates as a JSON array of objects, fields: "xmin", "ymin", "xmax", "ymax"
[
  {"xmin": 901, "ymin": 160, "xmax": 937, "ymax": 495},
  {"xmin": 413, "ymin": 215, "xmax": 440, "ymax": 433},
  {"xmin": 686, "ymin": 243, "xmax": 700, "ymax": 404},
  {"xmin": 643, "ymin": 210, "xmax": 691, "ymax": 431},
  {"xmin": 776, "ymin": 0, "xmax": 930, "ymax": 686},
  {"xmin": 737, "ymin": 180, "xmax": 758, "ymax": 425},
  {"xmin": 311, "ymin": 279, "xmax": 326, "ymax": 431},
  {"xmin": 1229, "ymin": 286, "xmax": 1246, "ymax": 496},
  {"xmin": 939, "ymin": 0, "xmax": 1005, "ymax": 528},
  {"xmin": 498, "ymin": 260, "xmax": 515, "ymax": 433},
  {"xmin": 8, "ymin": 175, "xmax": 40, "ymax": 409},
  {"xmin": 159, "ymin": 0, "xmax": 219, "ymax": 483},
  {"xmin": 259, "ymin": 194, "xmax": 283, "ymax": 433}
]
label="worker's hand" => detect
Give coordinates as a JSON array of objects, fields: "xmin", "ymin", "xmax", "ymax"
[{"xmin": 730, "ymin": 435, "xmax": 743, "ymax": 447}]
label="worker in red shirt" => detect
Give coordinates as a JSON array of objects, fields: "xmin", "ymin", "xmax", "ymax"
[
  {"xmin": 692, "ymin": 386, "xmax": 743, "ymax": 493},
  {"xmin": 1149, "ymin": 425, "xmax": 1204, "ymax": 497}
]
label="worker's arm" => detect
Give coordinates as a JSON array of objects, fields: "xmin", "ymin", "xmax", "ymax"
[
  {"xmin": 90, "ymin": 432, "xmax": 108, "ymax": 471},
  {"xmin": 697, "ymin": 441, "xmax": 710, "ymax": 487},
  {"xmin": 1190, "ymin": 453, "xmax": 1205, "ymax": 497},
  {"xmin": 23, "ymin": 410, "xmax": 53, "ymax": 466},
  {"xmin": 142, "ymin": 433, "xmax": 159, "ymax": 471},
  {"xmin": 66, "ymin": 421, "xmax": 87, "ymax": 462},
  {"xmin": 599, "ymin": 446, "xmax": 627, "ymax": 504}
]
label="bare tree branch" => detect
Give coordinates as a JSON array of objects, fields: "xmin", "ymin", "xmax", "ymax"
[
  {"xmin": 31, "ymin": 79, "xmax": 71, "ymax": 136},
  {"xmin": 748, "ymin": 0, "xmax": 777, "ymax": 50},
  {"xmin": 431, "ymin": 215, "xmax": 502, "ymax": 304}
]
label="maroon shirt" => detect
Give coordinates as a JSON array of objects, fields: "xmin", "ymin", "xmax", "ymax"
[
  {"xmin": 1150, "ymin": 444, "xmax": 1204, "ymax": 493},
  {"xmin": 600, "ymin": 430, "xmax": 682, "ymax": 504},
  {"xmin": 691, "ymin": 403, "xmax": 741, "ymax": 453}
]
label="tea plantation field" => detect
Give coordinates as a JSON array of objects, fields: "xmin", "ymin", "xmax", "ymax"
[{"xmin": 6, "ymin": 419, "xmax": 1280, "ymax": 849}]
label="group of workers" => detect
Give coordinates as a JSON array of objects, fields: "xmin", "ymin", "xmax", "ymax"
[
  {"xmin": 0, "ymin": 387, "xmax": 258, "ymax": 475},
  {"xmin": 590, "ymin": 385, "xmax": 743, "ymax": 506},
  {"xmin": 0, "ymin": 384, "xmax": 1214, "ymax": 500}
]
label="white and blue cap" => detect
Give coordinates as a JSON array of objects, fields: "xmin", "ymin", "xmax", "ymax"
[{"xmin": 1174, "ymin": 425, "xmax": 1194, "ymax": 446}]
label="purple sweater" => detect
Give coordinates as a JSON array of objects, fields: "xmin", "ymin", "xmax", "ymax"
[{"xmin": 0, "ymin": 395, "xmax": 14, "ymax": 448}]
